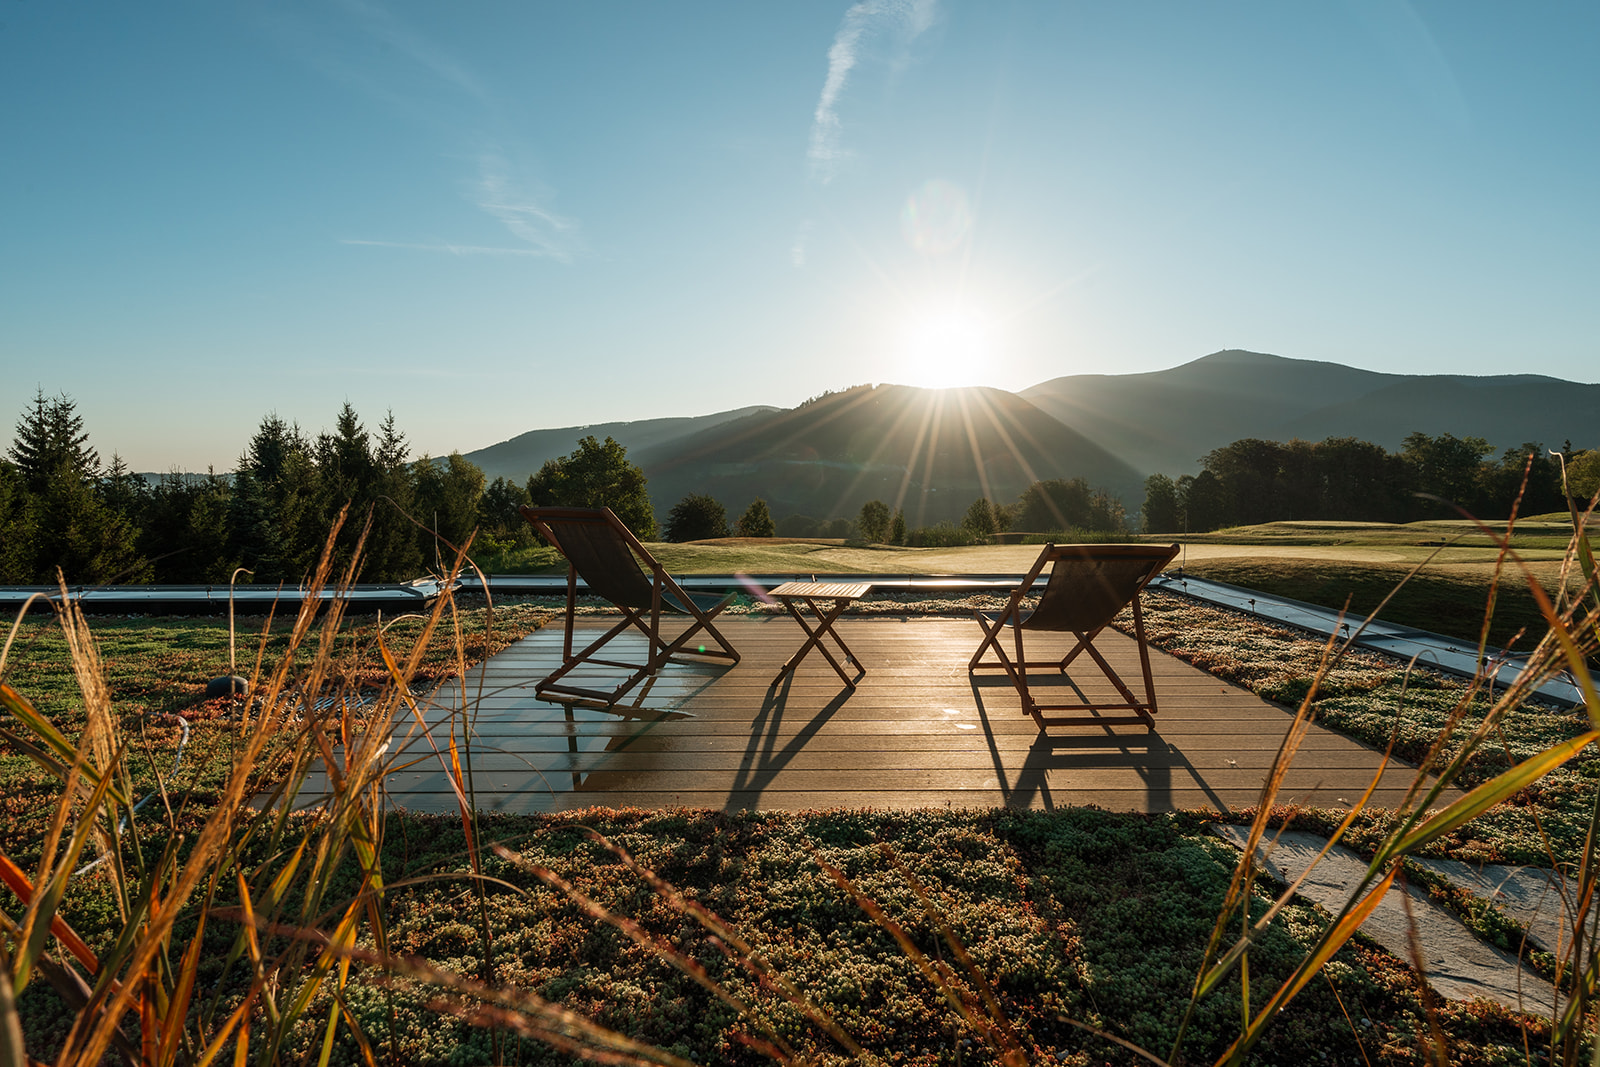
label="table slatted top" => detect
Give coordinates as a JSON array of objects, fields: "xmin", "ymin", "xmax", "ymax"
[{"xmin": 768, "ymin": 581, "xmax": 873, "ymax": 600}]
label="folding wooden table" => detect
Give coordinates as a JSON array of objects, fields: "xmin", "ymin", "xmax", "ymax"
[{"xmin": 767, "ymin": 581, "xmax": 873, "ymax": 688}]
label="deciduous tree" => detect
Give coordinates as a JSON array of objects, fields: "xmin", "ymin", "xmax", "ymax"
[
  {"xmin": 414, "ymin": 453, "xmax": 486, "ymax": 568},
  {"xmin": 959, "ymin": 498, "xmax": 997, "ymax": 538},
  {"xmin": 527, "ymin": 435, "xmax": 656, "ymax": 538},
  {"xmin": 665, "ymin": 493, "xmax": 729, "ymax": 542},
  {"xmin": 857, "ymin": 499, "xmax": 890, "ymax": 542},
  {"xmin": 735, "ymin": 498, "xmax": 775, "ymax": 538},
  {"xmin": 1141, "ymin": 475, "xmax": 1179, "ymax": 533}
]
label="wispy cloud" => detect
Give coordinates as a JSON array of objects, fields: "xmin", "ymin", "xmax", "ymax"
[
  {"xmin": 336, "ymin": 0, "xmax": 491, "ymax": 104},
  {"xmin": 791, "ymin": 220, "xmax": 815, "ymax": 267},
  {"xmin": 1349, "ymin": 0, "xmax": 1470, "ymax": 131},
  {"xmin": 261, "ymin": 2, "xmax": 581, "ymax": 261},
  {"xmin": 808, "ymin": 0, "xmax": 938, "ymax": 183},
  {"xmin": 339, "ymin": 239, "xmax": 546, "ymax": 257},
  {"xmin": 471, "ymin": 153, "xmax": 580, "ymax": 261},
  {"xmin": 343, "ymin": 151, "xmax": 579, "ymax": 261}
]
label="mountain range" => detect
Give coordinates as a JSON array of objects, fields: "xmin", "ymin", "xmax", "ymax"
[{"xmin": 463, "ymin": 350, "xmax": 1599, "ymax": 522}]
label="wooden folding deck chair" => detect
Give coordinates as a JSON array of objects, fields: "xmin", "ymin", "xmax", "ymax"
[
  {"xmin": 970, "ymin": 543, "xmax": 1180, "ymax": 731},
  {"xmin": 519, "ymin": 506, "xmax": 740, "ymax": 708}
]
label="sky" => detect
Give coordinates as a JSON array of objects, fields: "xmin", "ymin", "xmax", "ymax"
[{"xmin": 1, "ymin": 1, "xmax": 1596, "ymax": 472}]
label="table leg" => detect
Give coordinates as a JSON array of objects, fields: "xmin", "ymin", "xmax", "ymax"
[{"xmin": 772, "ymin": 597, "xmax": 865, "ymax": 687}]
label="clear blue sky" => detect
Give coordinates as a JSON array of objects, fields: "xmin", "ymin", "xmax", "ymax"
[{"xmin": 2, "ymin": 1, "xmax": 1595, "ymax": 472}]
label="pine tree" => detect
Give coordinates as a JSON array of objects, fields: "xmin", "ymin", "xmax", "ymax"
[
  {"xmin": 365, "ymin": 411, "xmax": 423, "ymax": 580},
  {"xmin": 229, "ymin": 415, "xmax": 321, "ymax": 582},
  {"xmin": 0, "ymin": 459, "xmax": 31, "ymax": 582},
  {"xmin": 9, "ymin": 389, "xmax": 99, "ymax": 492},
  {"xmin": 314, "ymin": 402, "xmax": 382, "ymax": 576},
  {"xmin": 5, "ymin": 392, "xmax": 146, "ymax": 582}
]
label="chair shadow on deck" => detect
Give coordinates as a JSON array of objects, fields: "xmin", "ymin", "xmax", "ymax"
[
  {"xmin": 726, "ymin": 672, "xmax": 854, "ymax": 807},
  {"xmin": 969, "ymin": 676, "xmax": 1231, "ymax": 814}
]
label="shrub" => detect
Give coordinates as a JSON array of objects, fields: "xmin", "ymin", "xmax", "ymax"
[
  {"xmin": 904, "ymin": 521, "xmax": 981, "ymax": 547},
  {"xmin": 735, "ymin": 498, "xmax": 775, "ymax": 537},
  {"xmin": 664, "ymin": 493, "xmax": 729, "ymax": 541}
]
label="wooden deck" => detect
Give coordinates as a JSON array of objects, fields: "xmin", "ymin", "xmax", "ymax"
[{"xmin": 348, "ymin": 616, "xmax": 1443, "ymax": 815}]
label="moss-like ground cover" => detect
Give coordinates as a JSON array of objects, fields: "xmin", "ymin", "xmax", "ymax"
[
  {"xmin": 3, "ymin": 585, "xmax": 1590, "ymax": 1064},
  {"xmin": 17, "ymin": 807, "xmax": 1548, "ymax": 1066},
  {"xmin": 1122, "ymin": 590, "xmax": 1596, "ymax": 866}
]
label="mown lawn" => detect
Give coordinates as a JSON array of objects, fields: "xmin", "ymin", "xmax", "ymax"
[{"xmin": 1174, "ymin": 555, "xmax": 1588, "ymax": 650}]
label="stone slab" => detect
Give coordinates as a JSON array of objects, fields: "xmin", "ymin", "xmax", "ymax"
[
  {"xmin": 1410, "ymin": 856, "xmax": 1595, "ymax": 958},
  {"xmin": 1213, "ymin": 825, "xmax": 1556, "ymax": 1017}
]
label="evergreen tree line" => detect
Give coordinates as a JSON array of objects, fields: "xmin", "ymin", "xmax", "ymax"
[
  {"xmin": 0, "ymin": 393, "xmax": 499, "ymax": 585},
  {"xmin": 1, "ymin": 395, "xmax": 690, "ymax": 585},
  {"xmin": 1140, "ymin": 432, "xmax": 1600, "ymax": 534}
]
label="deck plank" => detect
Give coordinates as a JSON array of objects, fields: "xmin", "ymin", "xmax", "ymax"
[{"xmin": 349, "ymin": 616, "xmax": 1448, "ymax": 815}]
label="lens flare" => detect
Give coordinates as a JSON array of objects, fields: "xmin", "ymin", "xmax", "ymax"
[{"xmin": 900, "ymin": 179, "xmax": 971, "ymax": 256}]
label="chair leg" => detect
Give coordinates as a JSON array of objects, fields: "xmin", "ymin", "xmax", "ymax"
[
  {"xmin": 968, "ymin": 610, "xmax": 1010, "ymax": 669},
  {"xmin": 1012, "ymin": 614, "xmax": 1041, "ymax": 726},
  {"xmin": 1013, "ymin": 624, "xmax": 1161, "ymax": 731},
  {"xmin": 1132, "ymin": 595, "xmax": 1160, "ymax": 724}
]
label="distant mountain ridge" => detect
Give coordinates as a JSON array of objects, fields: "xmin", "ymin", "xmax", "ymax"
[
  {"xmin": 1021, "ymin": 350, "xmax": 1599, "ymax": 475},
  {"xmin": 461, "ymin": 406, "xmax": 778, "ymax": 482},
  {"xmin": 464, "ymin": 350, "xmax": 1598, "ymax": 522},
  {"xmin": 632, "ymin": 384, "xmax": 1145, "ymax": 528}
]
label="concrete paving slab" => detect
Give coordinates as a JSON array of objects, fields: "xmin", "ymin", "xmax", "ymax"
[
  {"xmin": 1213, "ymin": 825, "xmax": 1556, "ymax": 1017},
  {"xmin": 1410, "ymin": 856, "xmax": 1597, "ymax": 957}
]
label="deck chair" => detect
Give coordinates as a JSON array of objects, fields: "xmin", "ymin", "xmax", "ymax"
[
  {"xmin": 520, "ymin": 506, "xmax": 740, "ymax": 708},
  {"xmin": 970, "ymin": 543, "xmax": 1179, "ymax": 731}
]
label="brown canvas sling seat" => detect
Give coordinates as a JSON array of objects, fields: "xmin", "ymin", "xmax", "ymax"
[
  {"xmin": 520, "ymin": 506, "xmax": 740, "ymax": 708},
  {"xmin": 970, "ymin": 543, "xmax": 1180, "ymax": 731}
]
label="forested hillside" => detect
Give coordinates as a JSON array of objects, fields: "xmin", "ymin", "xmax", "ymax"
[{"xmin": 1141, "ymin": 432, "xmax": 1599, "ymax": 533}]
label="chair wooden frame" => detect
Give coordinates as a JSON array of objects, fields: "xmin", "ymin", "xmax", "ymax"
[
  {"xmin": 520, "ymin": 506, "xmax": 740, "ymax": 708},
  {"xmin": 970, "ymin": 543, "xmax": 1180, "ymax": 731}
]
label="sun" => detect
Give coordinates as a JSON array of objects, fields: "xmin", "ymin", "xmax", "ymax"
[{"xmin": 894, "ymin": 305, "xmax": 995, "ymax": 389}]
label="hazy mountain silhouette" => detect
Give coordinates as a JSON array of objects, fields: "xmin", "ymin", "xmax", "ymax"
[
  {"xmin": 461, "ymin": 406, "xmax": 778, "ymax": 482},
  {"xmin": 1022, "ymin": 350, "xmax": 1598, "ymax": 474},
  {"xmin": 632, "ymin": 384, "xmax": 1144, "ymax": 527},
  {"xmin": 463, "ymin": 350, "xmax": 1597, "ymax": 521},
  {"xmin": 1265, "ymin": 374, "xmax": 1600, "ymax": 456}
]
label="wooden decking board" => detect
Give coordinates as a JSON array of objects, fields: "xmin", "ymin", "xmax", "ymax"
[{"xmin": 348, "ymin": 616, "xmax": 1448, "ymax": 815}]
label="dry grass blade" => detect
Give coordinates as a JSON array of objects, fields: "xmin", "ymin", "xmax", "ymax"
[
  {"xmin": 213, "ymin": 907, "xmax": 696, "ymax": 1067},
  {"xmin": 1191, "ymin": 734, "xmax": 1397, "ymax": 1004},
  {"xmin": 0, "ymin": 941, "xmax": 24, "ymax": 1067},
  {"xmin": 62, "ymin": 511, "xmax": 356, "ymax": 1067},
  {"xmin": 1054, "ymin": 1015, "xmax": 1174, "ymax": 1067},
  {"xmin": 1213, "ymin": 866, "xmax": 1399, "ymax": 1067},
  {"xmin": 881, "ymin": 845, "xmax": 1027, "ymax": 1052},
  {"xmin": 16, "ymin": 748, "xmax": 119, "ymax": 996},
  {"xmin": 1396, "ymin": 731, "xmax": 1599, "ymax": 853},
  {"xmin": 442, "ymin": 1002, "xmax": 693, "ymax": 1067},
  {"xmin": 0, "ymin": 855, "xmax": 98, "ymax": 977},
  {"xmin": 1178, "ymin": 625, "xmax": 1346, "ymax": 1044}
]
